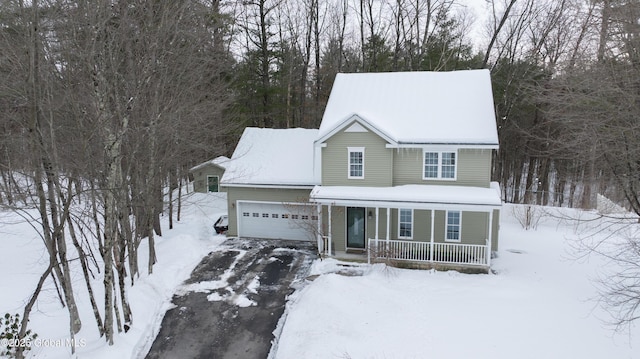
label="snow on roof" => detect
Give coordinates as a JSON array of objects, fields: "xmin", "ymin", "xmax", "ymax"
[
  {"xmin": 221, "ymin": 127, "xmax": 319, "ymax": 186},
  {"xmin": 319, "ymin": 70, "xmax": 499, "ymax": 145},
  {"xmin": 189, "ymin": 156, "xmax": 230, "ymax": 172},
  {"xmin": 310, "ymin": 182, "xmax": 502, "ymax": 208}
]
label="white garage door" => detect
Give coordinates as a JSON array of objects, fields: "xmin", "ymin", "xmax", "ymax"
[{"xmin": 238, "ymin": 202, "xmax": 316, "ymax": 241}]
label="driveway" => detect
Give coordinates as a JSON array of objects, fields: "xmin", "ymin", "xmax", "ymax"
[{"xmin": 144, "ymin": 238, "xmax": 316, "ymax": 359}]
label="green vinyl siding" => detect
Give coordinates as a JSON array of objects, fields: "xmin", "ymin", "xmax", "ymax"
[
  {"xmin": 321, "ymin": 128, "xmax": 392, "ymax": 187},
  {"xmin": 329, "ymin": 206, "xmax": 346, "ymax": 251},
  {"xmin": 392, "ymin": 148, "xmax": 492, "ymax": 187},
  {"xmin": 366, "ymin": 207, "xmax": 390, "ymax": 242},
  {"xmin": 460, "ymin": 211, "xmax": 489, "ymax": 246},
  {"xmin": 413, "ymin": 210, "xmax": 432, "ymax": 241},
  {"xmin": 225, "ymin": 187, "xmax": 312, "ymax": 237},
  {"xmin": 389, "ymin": 209, "xmax": 431, "ymax": 241},
  {"xmin": 432, "ymin": 210, "xmax": 490, "ymax": 245}
]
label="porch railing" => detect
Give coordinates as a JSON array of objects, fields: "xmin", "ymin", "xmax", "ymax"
[{"xmin": 367, "ymin": 238, "xmax": 489, "ymax": 267}]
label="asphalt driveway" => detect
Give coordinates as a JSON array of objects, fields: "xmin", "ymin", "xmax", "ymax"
[{"xmin": 145, "ymin": 238, "xmax": 316, "ymax": 359}]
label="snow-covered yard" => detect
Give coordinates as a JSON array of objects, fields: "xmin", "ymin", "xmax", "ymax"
[
  {"xmin": 273, "ymin": 205, "xmax": 640, "ymax": 359},
  {"xmin": 0, "ymin": 191, "xmax": 227, "ymax": 359},
  {"xmin": 1, "ymin": 198, "xmax": 639, "ymax": 358}
]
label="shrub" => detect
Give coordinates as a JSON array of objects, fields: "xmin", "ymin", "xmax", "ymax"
[{"xmin": 0, "ymin": 313, "xmax": 38, "ymax": 358}]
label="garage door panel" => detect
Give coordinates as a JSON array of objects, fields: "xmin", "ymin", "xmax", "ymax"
[{"xmin": 239, "ymin": 202, "xmax": 315, "ymax": 241}]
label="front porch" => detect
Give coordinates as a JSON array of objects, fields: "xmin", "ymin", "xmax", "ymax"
[
  {"xmin": 311, "ymin": 184, "xmax": 501, "ymax": 272},
  {"xmin": 318, "ymin": 236, "xmax": 491, "ymax": 272}
]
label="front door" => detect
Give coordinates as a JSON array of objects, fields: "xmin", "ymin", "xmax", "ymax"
[{"xmin": 347, "ymin": 207, "xmax": 366, "ymax": 249}]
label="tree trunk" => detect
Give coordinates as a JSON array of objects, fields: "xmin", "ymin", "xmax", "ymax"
[
  {"xmin": 598, "ymin": 0, "xmax": 611, "ymax": 63},
  {"xmin": 68, "ymin": 213, "xmax": 104, "ymax": 337},
  {"xmin": 169, "ymin": 174, "xmax": 174, "ymax": 230},
  {"xmin": 15, "ymin": 264, "xmax": 53, "ymax": 359},
  {"xmin": 523, "ymin": 157, "xmax": 536, "ymax": 204}
]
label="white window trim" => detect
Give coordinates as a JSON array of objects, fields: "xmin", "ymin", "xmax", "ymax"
[
  {"xmin": 207, "ymin": 175, "xmax": 220, "ymax": 192},
  {"xmin": 422, "ymin": 150, "xmax": 457, "ymax": 181},
  {"xmin": 347, "ymin": 147, "xmax": 365, "ymax": 179},
  {"xmin": 445, "ymin": 210, "xmax": 462, "ymax": 242},
  {"xmin": 397, "ymin": 208, "xmax": 413, "ymax": 239}
]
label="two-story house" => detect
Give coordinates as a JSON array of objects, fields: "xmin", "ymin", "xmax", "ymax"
[{"xmin": 222, "ymin": 70, "xmax": 501, "ymax": 272}]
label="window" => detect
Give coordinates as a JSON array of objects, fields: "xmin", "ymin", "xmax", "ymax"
[
  {"xmin": 301, "ymin": 215, "xmax": 309, "ymax": 220},
  {"xmin": 398, "ymin": 209, "xmax": 413, "ymax": 239},
  {"xmin": 348, "ymin": 147, "xmax": 365, "ymax": 179},
  {"xmin": 441, "ymin": 153, "xmax": 456, "ymax": 179},
  {"xmin": 446, "ymin": 211, "xmax": 461, "ymax": 242},
  {"xmin": 292, "ymin": 214, "xmax": 299, "ymax": 219},
  {"xmin": 282, "ymin": 214, "xmax": 289, "ymax": 219},
  {"xmin": 423, "ymin": 151, "xmax": 456, "ymax": 180},
  {"xmin": 262, "ymin": 213, "xmax": 269, "ymax": 218},
  {"xmin": 252, "ymin": 213, "xmax": 259, "ymax": 218},
  {"xmin": 424, "ymin": 152, "xmax": 439, "ymax": 178},
  {"xmin": 272, "ymin": 214, "xmax": 279, "ymax": 218},
  {"xmin": 207, "ymin": 175, "xmax": 219, "ymax": 192},
  {"xmin": 312, "ymin": 215, "xmax": 318, "ymax": 220},
  {"xmin": 242, "ymin": 212, "xmax": 250, "ymax": 217}
]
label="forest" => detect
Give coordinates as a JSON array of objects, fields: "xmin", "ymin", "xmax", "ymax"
[{"xmin": 1, "ymin": 0, "xmax": 640, "ymax": 356}]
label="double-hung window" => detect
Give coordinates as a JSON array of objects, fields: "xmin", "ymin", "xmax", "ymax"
[
  {"xmin": 423, "ymin": 151, "xmax": 456, "ymax": 180},
  {"xmin": 424, "ymin": 152, "xmax": 439, "ymax": 178},
  {"xmin": 348, "ymin": 147, "xmax": 365, "ymax": 179},
  {"xmin": 398, "ymin": 208, "xmax": 413, "ymax": 239},
  {"xmin": 441, "ymin": 153, "xmax": 456, "ymax": 179},
  {"xmin": 445, "ymin": 210, "xmax": 461, "ymax": 242}
]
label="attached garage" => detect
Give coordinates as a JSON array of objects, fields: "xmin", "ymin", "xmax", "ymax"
[
  {"xmin": 221, "ymin": 128, "xmax": 320, "ymax": 239},
  {"xmin": 237, "ymin": 201, "xmax": 316, "ymax": 241}
]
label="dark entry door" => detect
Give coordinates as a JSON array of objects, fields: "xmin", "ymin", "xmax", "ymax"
[{"xmin": 347, "ymin": 207, "xmax": 366, "ymax": 248}]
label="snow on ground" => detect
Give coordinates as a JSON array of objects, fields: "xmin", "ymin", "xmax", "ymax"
[
  {"xmin": 177, "ymin": 248, "xmax": 259, "ymax": 308},
  {"xmin": 273, "ymin": 204, "xmax": 640, "ymax": 359},
  {"xmin": 0, "ymin": 190, "xmax": 227, "ymax": 359},
  {"xmin": 3, "ymin": 194, "xmax": 640, "ymax": 359}
]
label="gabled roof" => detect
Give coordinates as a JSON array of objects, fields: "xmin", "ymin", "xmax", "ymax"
[
  {"xmin": 318, "ymin": 70, "xmax": 499, "ymax": 146},
  {"xmin": 221, "ymin": 127, "xmax": 319, "ymax": 187},
  {"xmin": 189, "ymin": 156, "xmax": 230, "ymax": 172},
  {"xmin": 315, "ymin": 114, "xmax": 397, "ymax": 146}
]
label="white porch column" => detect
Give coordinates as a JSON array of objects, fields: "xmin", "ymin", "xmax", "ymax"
[
  {"xmin": 386, "ymin": 207, "xmax": 391, "ymax": 240},
  {"xmin": 487, "ymin": 209, "xmax": 493, "ymax": 268},
  {"xmin": 328, "ymin": 203, "xmax": 332, "ymax": 255},
  {"xmin": 430, "ymin": 209, "xmax": 435, "ymax": 262},
  {"xmin": 375, "ymin": 207, "xmax": 379, "ymax": 240},
  {"xmin": 317, "ymin": 204, "xmax": 323, "ymax": 254}
]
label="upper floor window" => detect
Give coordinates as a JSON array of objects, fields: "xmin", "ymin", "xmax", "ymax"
[
  {"xmin": 348, "ymin": 147, "xmax": 365, "ymax": 179},
  {"xmin": 423, "ymin": 151, "xmax": 456, "ymax": 180}
]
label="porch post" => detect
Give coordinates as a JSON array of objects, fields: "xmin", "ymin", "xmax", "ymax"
[
  {"xmin": 328, "ymin": 203, "xmax": 332, "ymax": 255},
  {"xmin": 375, "ymin": 207, "xmax": 379, "ymax": 240},
  {"xmin": 386, "ymin": 207, "xmax": 391, "ymax": 253},
  {"xmin": 487, "ymin": 209, "xmax": 493, "ymax": 268},
  {"xmin": 430, "ymin": 209, "xmax": 435, "ymax": 262},
  {"xmin": 386, "ymin": 207, "xmax": 390, "ymax": 240},
  {"xmin": 317, "ymin": 204, "xmax": 323, "ymax": 254}
]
